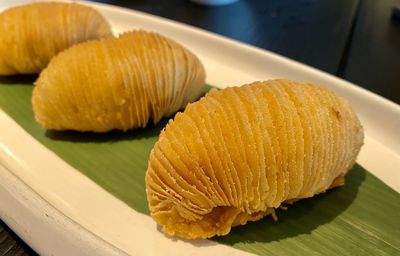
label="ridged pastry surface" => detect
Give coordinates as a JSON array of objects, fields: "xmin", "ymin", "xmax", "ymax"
[
  {"xmin": 145, "ymin": 79, "xmax": 364, "ymax": 239},
  {"xmin": 32, "ymin": 30, "xmax": 206, "ymax": 132},
  {"xmin": 0, "ymin": 2, "xmax": 112, "ymax": 75}
]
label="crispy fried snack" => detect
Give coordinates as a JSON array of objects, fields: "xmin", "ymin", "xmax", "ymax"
[
  {"xmin": 145, "ymin": 79, "xmax": 364, "ymax": 239},
  {"xmin": 32, "ymin": 30, "xmax": 206, "ymax": 132},
  {"xmin": 0, "ymin": 2, "xmax": 112, "ymax": 75}
]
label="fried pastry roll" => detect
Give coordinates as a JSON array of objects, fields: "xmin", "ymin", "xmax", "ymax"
[
  {"xmin": 145, "ymin": 79, "xmax": 364, "ymax": 239},
  {"xmin": 0, "ymin": 2, "xmax": 112, "ymax": 75},
  {"xmin": 32, "ymin": 30, "xmax": 206, "ymax": 132}
]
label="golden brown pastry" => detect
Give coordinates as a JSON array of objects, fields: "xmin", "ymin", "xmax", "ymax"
[
  {"xmin": 32, "ymin": 30, "xmax": 206, "ymax": 132},
  {"xmin": 0, "ymin": 2, "xmax": 112, "ymax": 75},
  {"xmin": 145, "ymin": 79, "xmax": 364, "ymax": 239}
]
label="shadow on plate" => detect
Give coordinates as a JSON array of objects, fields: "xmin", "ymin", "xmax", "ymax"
[
  {"xmin": 0, "ymin": 74, "xmax": 37, "ymax": 85},
  {"xmin": 155, "ymin": 225, "xmax": 220, "ymax": 249},
  {"xmin": 212, "ymin": 164, "xmax": 366, "ymax": 245},
  {"xmin": 45, "ymin": 118, "xmax": 169, "ymax": 143}
]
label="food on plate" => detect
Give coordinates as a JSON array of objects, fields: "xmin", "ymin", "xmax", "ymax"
[
  {"xmin": 145, "ymin": 79, "xmax": 364, "ymax": 239},
  {"xmin": 32, "ymin": 30, "xmax": 206, "ymax": 132},
  {"xmin": 0, "ymin": 2, "xmax": 112, "ymax": 75}
]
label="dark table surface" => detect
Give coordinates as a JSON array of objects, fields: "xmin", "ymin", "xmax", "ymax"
[{"xmin": 1, "ymin": 0, "xmax": 399, "ymax": 255}]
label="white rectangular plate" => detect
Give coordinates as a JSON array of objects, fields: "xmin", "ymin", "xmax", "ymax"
[{"xmin": 0, "ymin": 0, "xmax": 399, "ymax": 255}]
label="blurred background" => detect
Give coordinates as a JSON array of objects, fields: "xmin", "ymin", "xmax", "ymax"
[{"xmin": 91, "ymin": 0, "xmax": 400, "ymax": 104}]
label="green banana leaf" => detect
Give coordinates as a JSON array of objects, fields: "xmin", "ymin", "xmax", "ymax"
[{"xmin": 0, "ymin": 77, "xmax": 399, "ymax": 255}]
